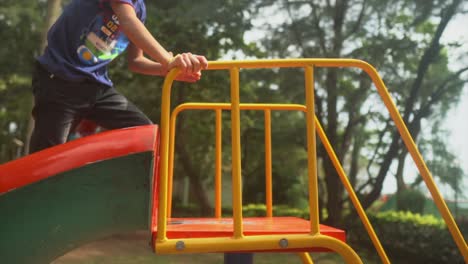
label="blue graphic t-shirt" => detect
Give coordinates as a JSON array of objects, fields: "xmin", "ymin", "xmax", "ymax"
[{"xmin": 37, "ymin": 0, "xmax": 146, "ymax": 86}]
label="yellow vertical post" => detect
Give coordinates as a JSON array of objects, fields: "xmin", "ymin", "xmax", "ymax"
[
  {"xmin": 297, "ymin": 252, "xmax": 314, "ymax": 264},
  {"xmin": 157, "ymin": 69, "xmax": 179, "ymax": 242},
  {"xmin": 264, "ymin": 109, "xmax": 273, "ymax": 217},
  {"xmin": 304, "ymin": 65, "xmax": 320, "ymax": 235},
  {"xmin": 230, "ymin": 67, "xmax": 244, "ymax": 238},
  {"xmin": 215, "ymin": 109, "xmax": 223, "ymax": 218},
  {"xmin": 166, "ymin": 110, "xmax": 177, "ymax": 218}
]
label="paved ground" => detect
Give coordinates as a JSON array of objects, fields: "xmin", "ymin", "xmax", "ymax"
[{"xmin": 52, "ymin": 232, "xmax": 343, "ymax": 264}]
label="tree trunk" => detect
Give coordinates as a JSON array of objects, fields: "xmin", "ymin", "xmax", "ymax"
[
  {"xmin": 361, "ymin": 0, "xmax": 462, "ymax": 209},
  {"xmin": 175, "ymin": 137, "xmax": 212, "ymax": 215},
  {"xmin": 323, "ymin": 69, "xmax": 345, "ymax": 225},
  {"xmin": 395, "ymin": 151, "xmax": 407, "ymax": 192},
  {"xmin": 174, "ymin": 87, "xmax": 212, "ymax": 215},
  {"xmin": 24, "ymin": 0, "xmax": 62, "ymax": 155},
  {"xmin": 323, "ymin": 0, "xmax": 349, "ymax": 226}
]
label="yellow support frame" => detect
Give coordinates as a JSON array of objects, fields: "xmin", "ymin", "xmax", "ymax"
[
  {"xmin": 165, "ymin": 102, "xmax": 373, "ymax": 263},
  {"xmin": 155, "ymin": 59, "xmax": 468, "ymax": 263}
]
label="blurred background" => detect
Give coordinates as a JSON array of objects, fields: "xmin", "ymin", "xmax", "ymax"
[{"xmin": 1, "ymin": 0, "xmax": 468, "ymax": 263}]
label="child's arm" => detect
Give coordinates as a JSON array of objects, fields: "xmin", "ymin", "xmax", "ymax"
[
  {"xmin": 127, "ymin": 42, "xmax": 203, "ymax": 82},
  {"xmin": 110, "ymin": 1, "xmax": 207, "ymax": 74},
  {"xmin": 126, "ymin": 42, "xmax": 168, "ymax": 76}
]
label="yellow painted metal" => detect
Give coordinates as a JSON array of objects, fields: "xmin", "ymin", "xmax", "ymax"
[
  {"xmin": 230, "ymin": 67, "xmax": 244, "ymax": 239},
  {"xmin": 297, "ymin": 252, "xmax": 314, "ymax": 264},
  {"xmin": 361, "ymin": 62, "xmax": 468, "ymax": 262},
  {"xmin": 163, "ymin": 103, "xmax": 375, "ymax": 262},
  {"xmin": 206, "ymin": 58, "xmax": 373, "ymax": 70},
  {"xmin": 156, "ymin": 58, "xmax": 468, "ymax": 262},
  {"xmin": 167, "ymin": 102, "xmax": 389, "ymax": 263},
  {"xmin": 264, "ymin": 109, "xmax": 273, "ymax": 217},
  {"xmin": 157, "ymin": 68, "xmax": 180, "ymax": 242},
  {"xmin": 215, "ymin": 109, "xmax": 223, "ymax": 219},
  {"xmin": 170, "ymin": 103, "xmax": 307, "ymax": 112},
  {"xmin": 155, "ymin": 234, "xmax": 362, "ymax": 263},
  {"xmin": 314, "ymin": 117, "xmax": 391, "ymax": 264},
  {"xmin": 304, "ymin": 66, "xmax": 320, "ymax": 235},
  {"xmin": 165, "ymin": 103, "xmax": 309, "ymax": 221},
  {"xmin": 166, "ymin": 102, "xmax": 178, "ymax": 218}
]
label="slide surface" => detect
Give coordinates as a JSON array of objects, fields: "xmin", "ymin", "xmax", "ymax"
[{"xmin": 0, "ymin": 125, "xmax": 159, "ymax": 264}]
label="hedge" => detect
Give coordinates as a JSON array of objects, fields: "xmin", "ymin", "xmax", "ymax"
[
  {"xmin": 347, "ymin": 211, "xmax": 465, "ymax": 263},
  {"xmin": 172, "ymin": 203, "xmax": 466, "ymax": 263}
]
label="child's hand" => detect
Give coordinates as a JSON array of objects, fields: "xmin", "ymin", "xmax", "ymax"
[
  {"xmin": 175, "ymin": 71, "xmax": 202, "ymax": 83},
  {"xmin": 168, "ymin": 53, "xmax": 208, "ymax": 75}
]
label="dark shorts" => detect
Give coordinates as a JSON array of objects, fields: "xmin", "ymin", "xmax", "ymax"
[{"xmin": 29, "ymin": 62, "xmax": 152, "ymax": 153}]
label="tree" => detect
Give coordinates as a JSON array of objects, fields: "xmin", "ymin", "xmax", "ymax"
[
  {"xmin": 248, "ymin": 0, "xmax": 468, "ymax": 225},
  {"xmin": 24, "ymin": 0, "xmax": 63, "ymax": 155},
  {"xmin": 0, "ymin": 1, "xmax": 47, "ymax": 162}
]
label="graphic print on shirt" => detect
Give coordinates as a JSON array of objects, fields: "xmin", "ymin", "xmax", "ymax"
[{"xmin": 77, "ymin": 6, "xmax": 129, "ymax": 65}]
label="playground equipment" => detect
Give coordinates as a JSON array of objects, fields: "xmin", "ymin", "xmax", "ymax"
[{"xmin": 0, "ymin": 59, "xmax": 467, "ymax": 263}]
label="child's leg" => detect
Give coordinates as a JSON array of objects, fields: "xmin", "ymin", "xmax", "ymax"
[
  {"xmin": 29, "ymin": 104, "xmax": 78, "ymax": 153},
  {"xmin": 86, "ymin": 86, "xmax": 152, "ymax": 129},
  {"xmin": 28, "ymin": 63, "xmax": 91, "ymax": 153}
]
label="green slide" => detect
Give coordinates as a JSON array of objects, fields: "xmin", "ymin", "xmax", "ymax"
[{"xmin": 0, "ymin": 125, "xmax": 159, "ymax": 264}]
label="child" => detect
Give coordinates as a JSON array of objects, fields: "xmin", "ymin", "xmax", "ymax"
[{"xmin": 29, "ymin": 0, "xmax": 208, "ymax": 153}]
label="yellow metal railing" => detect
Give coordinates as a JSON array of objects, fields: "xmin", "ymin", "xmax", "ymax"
[
  {"xmin": 165, "ymin": 102, "xmax": 377, "ymax": 263},
  {"xmin": 166, "ymin": 103, "xmax": 328, "ymax": 220},
  {"xmin": 155, "ymin": 59, "xmax": 468, "ymax": 263}
]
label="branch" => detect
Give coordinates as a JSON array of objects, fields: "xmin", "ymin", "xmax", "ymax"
[
  {"xmin": 283, "ymin": 0, "xmax": 307, "ymax": 56},
  {"xmin": 365, "ymin": 119, "xmax": 392, "ymax": 177},
  {"xmin": 343, "ymin": 0, "xmax": 367, "ymax": 41},
  {"xmin": 402, "ymin": 0, "xmax": 463, "ymax": 123},
  {"xmin": 308, "ymin": 0, "xmax": 329, "ymax": 55},
  {"xmin": 331, "ymin": 0, "xmax": 349, "ymax": 54},
  {"xmin": 355, "ymin": 177, "xmax": 375, "ymax": 195},
  {"xmin": 414, "ymin": 66, "xmax": 468, "ymax": 121},
  {"xmin": 358, "ymin": 0, "xmax": 465, "ymax": 208},
  {"xmin": 339, "ymin": 113, "xmax": 368, "ymax": 158}
]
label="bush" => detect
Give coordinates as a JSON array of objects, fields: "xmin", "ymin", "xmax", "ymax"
[
  {"xmin": 172, "ymin": 204, "xmax": 466, "ymax": 263},
  {"xmin": 396, "ymin": 189, "xmax": 426, "ymax": 214},
  {"xmin": 348, "ymin": 211, "xmax": 464, "ymax": 263},
  {"xmin": 242, "ymin": 204, "xmax": 310, "ymax": 219},
  {"xmin": 171, "ymin": 203, "xmax": 311, "ymax": 218}
]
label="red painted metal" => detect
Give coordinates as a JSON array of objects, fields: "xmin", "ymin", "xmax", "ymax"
[
  {"xmin": 0, "ymin": 125, "xmax": 158, "ymax": 195},
  {"xmin": 152, "ymin": 217, "xmax": 346, "ymax": 252},
  {"xmin": 158, "ymin": 217, "xmax": 345, "ymax": 240},
  {"xmin": 151, "ymin": 130, "xmax": 161, "ymax": 230}
]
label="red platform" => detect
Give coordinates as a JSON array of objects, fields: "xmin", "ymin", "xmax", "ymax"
[{"xmin": 153, "ymin": 216, "xmax": 346, "ymax": 252}]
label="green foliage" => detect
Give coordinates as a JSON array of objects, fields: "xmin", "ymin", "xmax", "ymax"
[
  {"xmin": 249, "ymin": 0, "xmax": 467, "ymax": 226},
  {"xmin": 0, "ymin": 1, "xmax": 47, "ymax": 161},
  {"xmin": 172, "ymin": 203, "xmax": 311, "ymax": 219},
  {"xmin": 396, "ymin": 188, "xmax": 426, "ymax": 214},
  {"xmin": 348, "ymin": 210, "xmax": 464, "ymax": 263},
  {"xmin": 0, "ymin": 1, "xmax": 45, "ymax": 77},
  {"xmin": 374, "ymin": 210, "xmax": 445, "ymax": 228},
  {"xmin": 416, "ymin": 123, "xmax": 466, "ymax": 193},
  {"xmin": 175, "ymin": 203, "xmax": 464, "ymax": 262},
  {"xmin": 242, "ymin": 204, "xmax": 310, "ymax": 219},
  {"xmin": 0, "ymin": 2, "xmax": 466, "ymax": 249}
]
